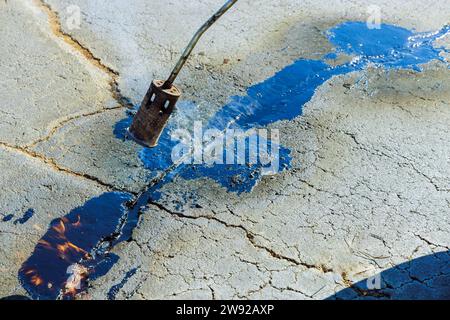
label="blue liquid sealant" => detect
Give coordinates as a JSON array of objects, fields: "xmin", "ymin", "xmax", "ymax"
[
  {"xmin": 13, "ymin": 209, "xmax": 35, "ymax": 225},
  {"xmin": 328, "ymin": 23, "xmax": 450, "ymax": 71},
  {"xmin": 19, "ymin": 22, "xmax": 449, "ymax": 299},
  {"xmin": 19, "ymin": 193, "xmax": 131, "ymax": 300},
  {"xmin": 2, "ymin": 214, "xmax": 15, "ymax": 222}
]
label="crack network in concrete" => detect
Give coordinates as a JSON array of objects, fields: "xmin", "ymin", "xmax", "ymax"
[
  {"xmin": 148, "ymin": 201, "xmax": 336, "ymax": 274},
  {"xmin": 1, "ymin": 0, "xmax": 139, "ymax": 191}
]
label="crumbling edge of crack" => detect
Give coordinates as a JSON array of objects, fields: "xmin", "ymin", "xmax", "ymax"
[
  {"xmin": 33, "ymin": 0, "xmax": 133, "ymax": 108},
  {"xmin": 0, "ymin": 0, "xmax": 141, "ymax": 193},
  {"xmin": 19, "ymin": 0, "xmax": 135, "ymax": 149}
]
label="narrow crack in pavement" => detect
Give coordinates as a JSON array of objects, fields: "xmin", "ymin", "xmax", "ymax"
[
  {"xmin": 148, "ymin": 201, "xmax": 336, "ymax": 274},
  {"xmin": 12, "ymin": 0, "xmax": 136, "ymax": 153},
  {"xmin": 0, "ymin": 0, "xmax": 141, "ymax": 193},
  {"xmin": 34, "ymin": 0, "xmax": 133, "ymax": 108},
  {"xmin": 0, "ymin": 142, "xmax": 125, "ymax": 192},
  {"xmin": 25, "ymin": 106, "xmax": 124, "ymax": 148}
]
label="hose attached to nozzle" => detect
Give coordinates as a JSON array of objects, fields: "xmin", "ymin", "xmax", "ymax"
[
  {"xmin": 162, "ymin": 0, "xmax": 238, "ymax": 89},
  {"xmin": 129, "ymin": 0, "xmax": 239, "ymax": 148}
]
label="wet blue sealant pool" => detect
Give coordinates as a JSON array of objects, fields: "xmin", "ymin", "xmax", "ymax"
[{"xmin": 18, "ymin": 22, "xmax": 449, "ymax": 299}]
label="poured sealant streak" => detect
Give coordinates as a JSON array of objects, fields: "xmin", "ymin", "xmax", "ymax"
[
  {"xmin": 137, "ymin": 22, "xmax": 449, "ymax": 193},
  {"xmin": 20, "ymin": 22, "xmax": 449, "ymax": 299},
  {"xmin": 107, "ymin": 267, "xmax": 139, "ymax": 300},
  {"xmin": 13, "ymin": 209, "xmax": 35, "ymax": 225}
]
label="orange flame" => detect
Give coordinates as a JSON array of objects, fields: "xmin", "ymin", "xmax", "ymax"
[
  {"xmin": 64, "ymin": 264, "xmax": 89, "ymax": 297},
  {"xmin": 56, "ymin": 241, "xmax": 87, "ymax": 256},
  {"xmin": 52, "ymin": 219, "xmax": 66, "ymax": 235},
  {"xmin": 67, "ymin": 242, "xmax": 87, "ymax": 254},
  {"xmin": 65, "ymin": 286, "xmax": 77, "ymax": 296},
  {"xmin": 24, "ymin": 269, "xmax": 36, "ymax": 275},
  {"xmin": 31, "ymin": 275, "xmax": 43, "ymax": 286},
  {"xmin": 56, "ymin": 243, "xmax": 69, "ymax": 253},
  {"xmin": 25, "ymin": 215, "xmax": 93, "ymax": 294},
  {"xmin": 50, "ymin": 218, "xmax": 88, "ymax": 259},
  {"xmin": 38, "ymin": 239, "xmax": 52, "ymax": 249}
]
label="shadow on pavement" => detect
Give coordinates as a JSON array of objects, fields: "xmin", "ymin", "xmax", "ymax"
[{"xmin": 329, "ymin": 250, "xmax": 450, "ymax": 300}]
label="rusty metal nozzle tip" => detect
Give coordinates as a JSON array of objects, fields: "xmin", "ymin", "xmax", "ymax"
[
  {"xmin": 128, "ymin": 80, "xmax": 181, "ymax": 148},
  {"xmin": 128, "ymin": 1, "xmax": 238, "ymax": 148}
]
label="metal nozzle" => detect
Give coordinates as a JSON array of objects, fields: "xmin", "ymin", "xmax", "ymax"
[{"xmin": 128, "ymin": 0, "xmax": 238, "ymax": 148}]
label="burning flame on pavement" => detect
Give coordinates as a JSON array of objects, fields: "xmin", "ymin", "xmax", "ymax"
[
  {"xmin": 21, "ymin": 216, "xmax": 90, "ymax": 298},
  {"xmin": 31, "ymin": 275, "xmax": 43, "ymax": 286},
  {"xmin": 20, "ymin": 192, "xmax": 134, "ymax": 299},
  {"xmin": 64, "ymin": 264, "xmax": 88, "ymax": 296},
  {"xmin": 52, "ymin": 219, "xmax": 66, "ymax": 235}
]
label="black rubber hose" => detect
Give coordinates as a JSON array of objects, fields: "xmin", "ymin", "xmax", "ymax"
[{"xmin": 163, "ymin": 0, "xmax": 239, "ymax": 89}]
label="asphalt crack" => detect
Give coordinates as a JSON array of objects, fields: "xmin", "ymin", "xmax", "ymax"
[
  {"xmin": 148, "ymin": 201, "xmax": 336, "ymax": 274},
  {"xmin": 34, "ymin": 0, "xmax": 130, "ymax": 104},
  {"xmin": 26, "ymin": 0, "xmax": 133, "ymax": 146},
  {"xmin": 0, "ymin": 142, "xmax": 128, "ymax": 192},
  {"xmin": 25, "ymin": 106, "xmax": 124, "ymax": 148},
  {"xmin": 0, "ymin": 0, "xmax": 140, "ymax": 192}
]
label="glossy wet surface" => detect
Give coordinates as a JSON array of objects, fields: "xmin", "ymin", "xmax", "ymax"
[{"xmin": 19, "ymin": 21, "xmax": 449, "ymax": 299}]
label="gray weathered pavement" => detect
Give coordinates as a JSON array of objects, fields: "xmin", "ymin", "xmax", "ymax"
[{"xmin": 1, "ymin": 0, "xmax": 449, "ymax": 299}]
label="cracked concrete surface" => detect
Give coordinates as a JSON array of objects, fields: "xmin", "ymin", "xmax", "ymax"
[
  {"xmin": 88, "ymin": 64, "xmax": 449, "ymax": 299},
  {"xmin": 0, "ymin": 0, "xmax": 115, "ymax": 147},
  {"xmin": 1, "ymin": 0, "xmax": 449, "ymax": 299}
]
